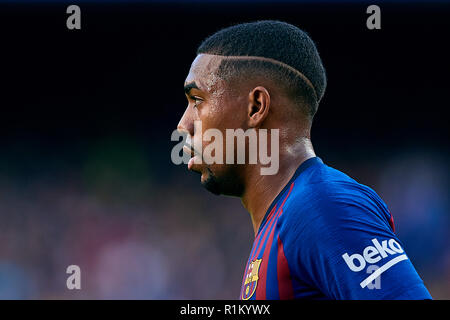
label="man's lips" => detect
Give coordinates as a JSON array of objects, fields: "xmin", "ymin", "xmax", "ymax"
[
  {"xmin": 182, "ymin": 145, "xmax": 195, "ymax": 158},
  {"xmin": 183, "ymin": 144, "xmax": 201, "ymax": 170}
]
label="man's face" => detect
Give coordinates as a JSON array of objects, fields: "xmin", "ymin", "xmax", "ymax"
[{"xmin": 177, "ymin": 54, "xmax": 247, "ymax": 196}]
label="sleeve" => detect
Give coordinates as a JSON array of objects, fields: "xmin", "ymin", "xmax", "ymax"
[{"xmin": 279, "ymin": 187, "xmax": 432, "ymax": 300}]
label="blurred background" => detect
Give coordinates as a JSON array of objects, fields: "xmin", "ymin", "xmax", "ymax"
[{"xmin": 0, "ymin": 1, "xmax": 448, "ymax": 299}]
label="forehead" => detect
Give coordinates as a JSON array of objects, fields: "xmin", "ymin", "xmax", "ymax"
[{"xmin": 185, "ymin": 54, "xmax": 224, "ymax": 90}]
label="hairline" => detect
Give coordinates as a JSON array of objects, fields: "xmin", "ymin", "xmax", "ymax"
[{"xmin": 196, "ymin": 53, "xmax": 318, "ymax": 102}]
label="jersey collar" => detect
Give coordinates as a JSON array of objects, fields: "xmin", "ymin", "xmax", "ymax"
[{"xmin": 256, "ymin": 156, "xmax": 323, "ymax": 236}]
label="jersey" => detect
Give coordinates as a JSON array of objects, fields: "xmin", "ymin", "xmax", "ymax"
[{"xmin": 240, "ymin": 157, "xmax": 432, "ymax": 300}]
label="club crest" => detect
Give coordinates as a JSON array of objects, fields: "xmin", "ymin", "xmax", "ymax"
[{"xmin": 241, "ymin": 258, "xmax": 262, "ymax": 300}]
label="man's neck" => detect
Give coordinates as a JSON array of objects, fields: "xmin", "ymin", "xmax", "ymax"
[{"xmin": 241, "ymin": 138, "xmax": 315, "ymax": 236}]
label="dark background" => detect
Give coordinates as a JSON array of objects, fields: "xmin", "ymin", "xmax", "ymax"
[{"xmin": 0, "ymin": 1, "xmax": 448, "ymax": 299}]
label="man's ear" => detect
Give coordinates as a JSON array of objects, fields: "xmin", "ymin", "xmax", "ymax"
[{"xmin": 247, "ymin": 86, "xmax": 270, "ymax": 128}]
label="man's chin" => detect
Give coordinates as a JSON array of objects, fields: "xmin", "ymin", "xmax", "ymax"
[
  {"xmin": 201, "ymin": 168, "xmax": 221, "ymax": 195},
  {"xmin": 189, "ymin": 164, "xmax": 241, "ymax": 197}
]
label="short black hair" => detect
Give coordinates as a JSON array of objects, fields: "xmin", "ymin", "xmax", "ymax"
[{"xmin": 197, "ymin": 20, "xmax": 327, "ymax": 117}]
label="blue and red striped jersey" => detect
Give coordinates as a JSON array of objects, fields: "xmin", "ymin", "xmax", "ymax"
[{"xmin": 240, "ymin": 157, "xmax": 432, "ymax": 300}]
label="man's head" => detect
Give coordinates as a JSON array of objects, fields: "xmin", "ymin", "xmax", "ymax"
[{"xmin": 177, "ymin": 20, "xmax": 326, "ymax": 196}]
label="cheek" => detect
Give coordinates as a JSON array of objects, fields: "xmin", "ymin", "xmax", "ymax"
[
  {"xmin": 194, "ymin": 97, "xmax": 246, "ymax": 154},
  {"xmin": 224, "ymin": 94, "xmax": 248, "ymax": 127},
  {"xmin": 198, "ymin": 100, "xmax": 226, "ymax": 130},
  {"xmin": 220, "ymin": 97, "xmax": 247, "ymax": 127},
  {"xmin": 191, "ymin": 104, "xmax": 221, "ymax": 152},
  {"xmin": 206, "ymin": 97, "xmax": 224, "ymax": 120}
]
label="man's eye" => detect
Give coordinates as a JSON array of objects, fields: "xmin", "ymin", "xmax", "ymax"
[{"xmin": 191, "ymin": 96, "xmax": 203, "ymax": 107}]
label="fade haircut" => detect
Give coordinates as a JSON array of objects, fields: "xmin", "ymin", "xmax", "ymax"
[{"xmin": 197, "ymin": 20, "xmax": 327, "ymax": 118}]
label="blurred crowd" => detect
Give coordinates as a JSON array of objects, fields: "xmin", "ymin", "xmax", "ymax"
[{"xmin": 0, "ymin": 141, "xmax": 448, "ymax": 299}]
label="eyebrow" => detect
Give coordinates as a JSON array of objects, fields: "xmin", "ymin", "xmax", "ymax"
[{"xmin": 184, "ymin": 82, "xmax": 201, "ymax": 95}]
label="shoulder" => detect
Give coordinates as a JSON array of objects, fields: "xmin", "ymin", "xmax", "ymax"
[
  {"xmin": 272, "ymin": 160, "xmax": 432, "ymax": 299},
  {"xmin": 278, "ymin": 161, "xmax": 392, "ymax": 242}
]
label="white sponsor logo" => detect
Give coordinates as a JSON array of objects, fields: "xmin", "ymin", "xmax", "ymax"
[{"xmin": 342, "ymin": 238, "xmax": 408, "ymax": 288}]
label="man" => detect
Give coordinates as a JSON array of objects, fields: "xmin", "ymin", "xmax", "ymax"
[{"xmin": 176, "ymin": 20, "xmax": 431, "ymax": 299}]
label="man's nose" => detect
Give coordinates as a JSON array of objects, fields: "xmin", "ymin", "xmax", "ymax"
[{"xmin": 177, "ymin": 108, "xmax": 195, "ymax": 137}]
